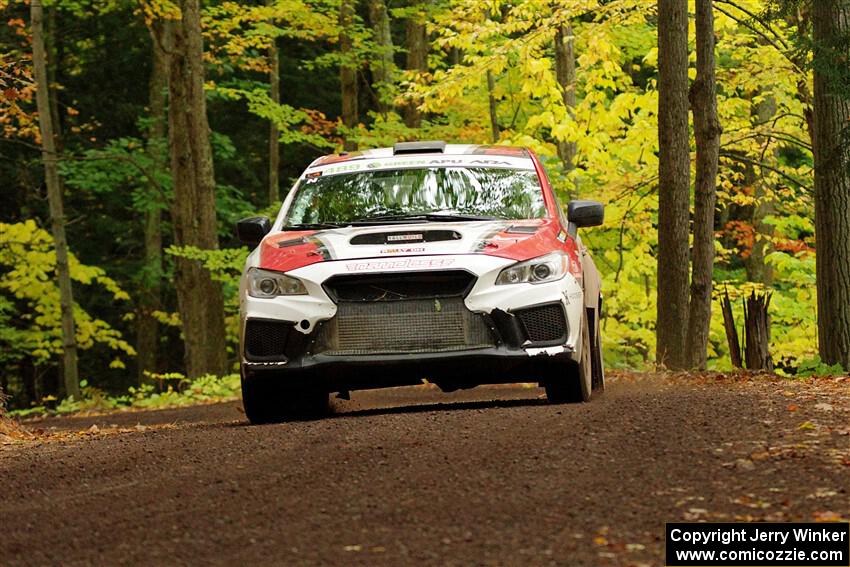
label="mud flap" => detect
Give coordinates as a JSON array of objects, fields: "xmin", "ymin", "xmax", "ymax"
[{"xmin": 580, "ymin": 249, "xmax": 601, "ymax": 311}]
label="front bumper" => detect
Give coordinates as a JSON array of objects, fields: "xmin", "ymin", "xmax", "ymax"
[
  {"xmin": 242, "ymin": 346, "xmax": 576, "ymax": 392},
  {"xmin": 239, "ymin": 254, "xmax": 584, "ymax": 386}
]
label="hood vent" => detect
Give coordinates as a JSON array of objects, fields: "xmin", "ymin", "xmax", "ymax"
[
  {"xmin": 392, "ymin": 141, "xmax": 447, "ymax": 155},
  {"xmin": 350, "ymin": 230, "xmax": 462, "ymax": 246},
  {"xmin": 505, "ymin": 225, "xmax": 539, "ymax": 234}
]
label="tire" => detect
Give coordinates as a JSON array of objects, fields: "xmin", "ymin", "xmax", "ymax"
[
  {"xmin": 241, "ymin": 370, "xmax": 328, "ymax": 424},
  {"xmin": 544, "ymin": 310, "xmax": 592, "ymax": 404},
  {"xmin": 589, "ymin": 304, "xmax": 605, "ymax": 392}
]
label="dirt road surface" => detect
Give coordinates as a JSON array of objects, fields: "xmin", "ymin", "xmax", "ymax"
[{"xmin": 2, "ymin": 373, "xmax": 849, "ymax": 566}]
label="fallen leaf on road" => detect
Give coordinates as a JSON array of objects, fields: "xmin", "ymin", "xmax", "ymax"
[
  {"xmin": 813, "ymin": 511, "xmax": 847, "ymax": 522},
  {"xmin": 684, "ymin": 508, "xmax": 709, "ymax": 520},
  {"xmin": 807, "ymin": 489, "xmax": 838, "ymax": 499}
]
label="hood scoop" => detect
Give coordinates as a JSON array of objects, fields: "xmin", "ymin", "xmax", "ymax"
[
  {"xmin": 505, "ymin": 225, "xmax": 539, "ymax": 234},
  {"xmin": 350, "ymin": 229, "xmax": 462, "ymax": 246}
]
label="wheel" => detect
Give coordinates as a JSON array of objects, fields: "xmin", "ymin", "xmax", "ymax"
[
  {"xmin": 544, "ymin": 309, "xmax": 592, "ymax": 404},
  {"xmin": 241, "ymin": 370, "xmax": 329, "ymax": 424},
  {"xmin": 589, "ymin": 303, "xmax": 605, "ymax": 392}
]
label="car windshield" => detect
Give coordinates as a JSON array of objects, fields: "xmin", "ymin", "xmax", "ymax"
[{"xmin": 285, "ymin": 167, "xmax": 546, "ymax": 225}]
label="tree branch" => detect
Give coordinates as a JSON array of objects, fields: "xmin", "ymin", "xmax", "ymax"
[
  {"xmin": 712, "ymin": 2, "xmax": 805, "ymax": 78},
  {"xmin": 722, "ymin": 131, "xmax": 813, "ymax": 151},
  {"xmin": 713, "ymin": 0, "xmax": 789, "ymax": 50},
  {"xmin": 719, "ymin": 151, "xmax": 811, "ymax": 191}
]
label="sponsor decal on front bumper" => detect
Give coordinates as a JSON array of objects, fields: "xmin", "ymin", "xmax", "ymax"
[{"xmin": 345, "ymin": 258, "xmax": 455, "ymax": 271}]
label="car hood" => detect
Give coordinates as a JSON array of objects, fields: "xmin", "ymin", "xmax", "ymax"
[{"xmin": 258, "ymin": 218, "xmax": 568, "ymax": 273}]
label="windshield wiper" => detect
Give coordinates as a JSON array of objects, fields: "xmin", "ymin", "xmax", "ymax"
[
  {"xmin": 282, "ymin": 222, "xmax": 349, "ymax": 230},
  {"xmin": 352, "ymin": 213, "xmax": 501, "ymax": 223}
]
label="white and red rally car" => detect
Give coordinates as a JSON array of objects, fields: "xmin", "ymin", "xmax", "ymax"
[{"xmin": 237, "ymin": 141, "xmax": 604, "ymax": 423}]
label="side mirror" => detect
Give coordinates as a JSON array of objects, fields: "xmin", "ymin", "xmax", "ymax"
[
  {"xmin": 567, "ymin": 200, "xmax": 604, "ymax": 229},
  {"xmin": 237, "ymin": 216, "xmax": 271, "ymax": 248}
]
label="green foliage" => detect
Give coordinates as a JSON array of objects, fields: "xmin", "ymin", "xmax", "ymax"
[
  {"xmin": 0, "ymin": 221, "xmax": 136, "ymax": 372},
  {"xmin": 121, "ymin": 373, "xmax": 241, "ymax": 410},
  {"xmin": 9, "ymin": 373, "xmax": 241, "ymax": 417},
  {"xmin": 794, "ymin": 356, "xmax": 846, "ymax": 378},
  {"xmin": 165, "ymin": 245, "xmax": 248, "ymax": 347},
  {"xmin": 213, "ymin": 85, "xmax": 334, "ymax": 149}
]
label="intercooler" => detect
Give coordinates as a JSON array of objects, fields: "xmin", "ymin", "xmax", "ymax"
[{"xmin": 315, "ymin": 271, "xmax": 495, "ymax": 356}]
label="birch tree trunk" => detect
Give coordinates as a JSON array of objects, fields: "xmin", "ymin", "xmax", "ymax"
[
  {"xmin": 812, "ymin": 0, "xmax": 850, "ymax": 370},
  {"xmin": 31, "ymin": 0, "xmax": 80, "ymax": 399},
  {"xmin": 168, "ymin": 0, "xmax": 228, "ymax": 378},
  {"xmin": 686, "ymin": 0, "xmax": 721, "ymax": 370}
]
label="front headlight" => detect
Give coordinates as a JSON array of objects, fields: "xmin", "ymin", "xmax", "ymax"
[
  {"xmin": 246, "ymin": 268, "xmax": 307, "ymax": 297},
  {"xmin": 496, "ymin": 252, "xmax": 570, "ymax": 285}
]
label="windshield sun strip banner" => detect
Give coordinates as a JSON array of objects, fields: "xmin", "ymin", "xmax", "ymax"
[{"xmin": 309, "ymin": 155, "xmax": 536, "ymax": 177}]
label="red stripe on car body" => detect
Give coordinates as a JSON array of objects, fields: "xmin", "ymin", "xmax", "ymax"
[{"xmin": 259, "ymin": 230, "xmax": 325, "ymax": 272}]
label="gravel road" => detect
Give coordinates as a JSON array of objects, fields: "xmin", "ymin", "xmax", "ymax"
[{"xmin": 2, "ymin": 373, "xmax": 848, "ymax": 566}]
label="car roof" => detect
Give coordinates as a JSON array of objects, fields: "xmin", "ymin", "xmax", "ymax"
[{"xmin": 307, "ymin": 142, "xmax": 530, "ymax": 169}]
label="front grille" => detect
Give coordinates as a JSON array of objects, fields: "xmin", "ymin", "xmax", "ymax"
[
  {"xmin": 515, "ymin": 303, "xmax": 568, "ymax": 344},
  {"xmin": 315, "ymin": 298, "xmax": 494, "ymax": 355}
]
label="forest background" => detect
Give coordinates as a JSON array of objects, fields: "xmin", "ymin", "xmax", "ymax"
[{"xmin": 1, "ymin": 0, "xmax": 848, "ymax": 412}]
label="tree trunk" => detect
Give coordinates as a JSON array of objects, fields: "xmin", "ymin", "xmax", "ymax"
[
  {"xmin": 403, "ymin": 3, "xmax": 428, "ymax": 128},
  {"xmin": 31, "ymin": 0, "xmax": 80, "ymax": 400},
  {"xmin": 168, "ymin": 0, "xmax": 229, "ymax": 378},
  {"xmin": 655, "ymin": 0, "xmax": 691, "ymax": 370},
  {"xmin": 339, "ymin": 0, "xmax": 358, "ymax": 151},
  {"xmin": 812, "ymin": 0, "xmax": 850, "ymax": 370},
  {"xmin": 743, "ymin": 291, "xmax": 773, "ymax": 371},
  {"xmin": 368, "ymin": 0, "xmax": 394, "ymax": 115},
  {"xmin": 46, "ymin": 5, "xmax": 62, "ymax": 152},
  {"xmin": 486, "ymin": 70, "xmax": 499, "ymax": 143},
  {"xmin": 137, "ymin": 18, "xmax": 170, "ymax": 382},
  {"xmin": 685, "ymin": 0, "xmax": 721, "ymax": 370},
  {"xmin": 741, "ymin": 97, "xmax": 778, "ymax": 285},
  {"xmin": 269, "ymin": 32, "xmax": 281, "ymax": 204},
  {"xmin": 720, "ymin": 289, "xmax": 742, "ymax": 368},
  {"xmin": 554, "ymin": 23, "xmax": 577, "ymax": 172}
]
